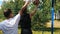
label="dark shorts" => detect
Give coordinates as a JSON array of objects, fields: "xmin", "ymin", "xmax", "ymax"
[{"xmin": 21, "ymin": 29, "xmax": 32, "ymax": 34}]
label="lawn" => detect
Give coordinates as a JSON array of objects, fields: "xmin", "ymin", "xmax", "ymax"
[
  {"xmin": 0, "ymin": 29, "xmax": 60, "ymax": 34},
  {"xmin": 0, "ymin": 29, "xmax": 51, "ymax": 34},
  {"xmin": 0, "ymin": 20, "xmax": 60, "ymax": 34}
]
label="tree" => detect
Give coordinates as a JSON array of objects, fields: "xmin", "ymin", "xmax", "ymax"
[
  {"xmin": 29, "ymin": 0, "xmax": 51, "ymax": 30},
  {"xmin": 1, "ymin": 0, "xmax": 51, "ymax": 31}
]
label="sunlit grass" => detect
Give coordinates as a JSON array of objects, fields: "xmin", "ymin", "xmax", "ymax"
[
  {"xmin": 0, "ymin": 30, "xmax": 51, "ymax": 34},
  {"xmin": 0, "ymin": 29, "xmax": 60, "ymax": 34}
]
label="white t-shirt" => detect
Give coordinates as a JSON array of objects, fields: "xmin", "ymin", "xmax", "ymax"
[{"xmin": 0, "ymin": 14, "xmax": 20, "ymax": 34}]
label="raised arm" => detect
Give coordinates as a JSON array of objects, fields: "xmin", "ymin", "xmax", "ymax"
[
  {"xmin": 30, "ymin": 6, "xmax": 38, "ymax": 18},
  {"xmin": 30, "ymin": 0, "xmax": 39, "ymax": 18},
  {"xmin": 19, "ymin": 1, "xmax": 29, "ymax": 15}
]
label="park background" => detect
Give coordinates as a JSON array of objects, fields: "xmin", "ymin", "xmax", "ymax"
[{"xmin": 0, "ymin": 0, "xmax": 60, "ymax": 34}]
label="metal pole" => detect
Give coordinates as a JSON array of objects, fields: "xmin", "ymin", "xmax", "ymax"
[{"xmin": 51, "ymin": 0, "xmax": 54, "ymax": 34}]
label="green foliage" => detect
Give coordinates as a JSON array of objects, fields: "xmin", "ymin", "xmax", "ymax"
[
  {"xmin": 54, "ymin": 0, "xmax": 60, "ymax": 13},
  {"xmin": 1, "ymin": 0, "xmax": 24, "ymax": 15},
  {"xmin": 31, "ymin": 0, "xmax": 51, "ymax": 30},
  {"xmin": 0, "ymin": 0, "xmax": 52, "ymax": 31}
]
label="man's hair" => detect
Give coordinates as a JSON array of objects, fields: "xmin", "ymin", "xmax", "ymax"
[{"xmin": 4, "ymin": 9, "xmax": 12, "ymax": 18}]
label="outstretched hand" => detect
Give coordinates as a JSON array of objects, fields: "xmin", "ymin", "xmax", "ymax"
[
  {"xmin": 33, "ymin": 0, "xmax": 40, "ymax": 6},
  {"xmin": 19, "ymin": 0, "xmax": 30, "ymax": 15}
]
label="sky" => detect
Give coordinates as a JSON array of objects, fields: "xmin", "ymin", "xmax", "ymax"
[
  {"xmin": 0, "ymin": 0, "xmax": 14, "ymax": 6},
  {"xmin": 0, "ymin": 0, "xmax": 8, "ymax": 6},
  {"xmin": 0, "ymin": 0, "xmax": 11, "ymax": 9},
  {"xmin": 0, "ymin": 0, "xmax": 3, "ymax": 6},
  {"xmin": 0, "ymin": 1, "xmax": 2, "ymax": 6}
]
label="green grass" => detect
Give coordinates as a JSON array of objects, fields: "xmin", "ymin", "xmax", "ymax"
[
  {"xmin": 0, "ymin": 20, "xmax": 60, "ymax": 34},
  {"xmin": 0, "ymin": 29, "xmax": 60, "ymax": 34},
  {"xmin": 0, "ymin": 30, "xmax": 51, "ymax": 34}
]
